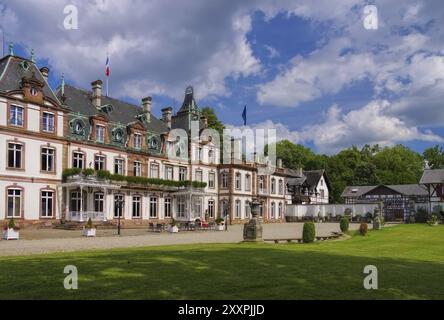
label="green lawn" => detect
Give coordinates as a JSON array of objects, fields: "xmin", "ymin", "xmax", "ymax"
[{"xmin": 0, "ymin": 224, "xmax": 443, "ymax": 299}]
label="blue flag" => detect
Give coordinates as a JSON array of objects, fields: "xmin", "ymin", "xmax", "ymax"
[{"xmin": 242, "ymin": 105, "xmax": 246, "ymax": 125}]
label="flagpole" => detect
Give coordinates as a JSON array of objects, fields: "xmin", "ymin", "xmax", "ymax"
[{"xmin": 106, "ymin": 76, "xmax": 109, "ymax": 97}]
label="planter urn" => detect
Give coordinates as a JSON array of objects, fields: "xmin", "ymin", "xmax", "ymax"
[
  {"xmin": 243, "ymin": 198, "xmax": 263, "ymax": 242},
  {"xmin": 2, "ymin": 228, "xmax": 19, "ymax": 240},
  {"xmin": 168, "ymin": 225, "xmax": 179, "ymax": 233},
  {"xmin": 82, "ymin": 227, "xmax": 96, "ymax": 237}
]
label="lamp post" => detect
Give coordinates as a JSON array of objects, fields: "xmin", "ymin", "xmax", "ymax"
[{"xmin": 116, "ymin": 198, "xmax": 125, "ymax": 236}]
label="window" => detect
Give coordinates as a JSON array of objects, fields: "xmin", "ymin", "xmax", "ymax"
[
  {"xmin": 10, "ymin": 105, "xmax": 24, "ymax": 127},
  {"xmin": 7, "ymin": 188, "xmax": 22, "ymax": 218},
  {"xmin": 177, "ymin": 196, "xmax": 186, "ymax": 218},
  {"xmin": 150, "ymin": 197, "xmax": 158, "ymax": 218},
  {"xmin": 133, "ymin": 161, "xmax": 142, "ymax": 177},
  {"xmin": 208, "ymin": 200, "xmax": 215, "ymax": 218},
  {"xmin": 42, "ymin": 112, "xmax": 55, "ymax": 132},
  {"xmin": 278, "ymin": 203, "xmax": 283, "ymax": 218},
  {"xmin": 41, "ymin": 190, "xmax": 54, "ymax": 218},
  {"xmin": 179, "ymin": 167, "xmax": 187, "ymax": 181},
  {"xmin": 245, "ymin": 174, "xmax": 251, "ymax": 191},
  {"xmin": 245, "ymin": 201, "xmax": 250, "ymax": 218},
  {"xmin": 41, "ymin": 147, "xmax": 55, "ymax": 172},
  {"xmin": 320, "ymin": 179, "xmax": 324, "ymax": 186},
  {"xmin": 208, "ymin": 150, "xmax": 214, "ymax": 163},
  {"xmin": 259, "ymin": 202, "xmax": 264, "ymax": 218},
  {"xmin": 114, "ymin": 158, "xmax": 125, "ymax": 175},
  {"xmin": 72, "ymin": 151, "xmax": 84, "ymax": 169},
  {"xmin": 221, "ymin": 172, "xmax": 228, "ymax": 189},
  {"xmin": 208, "ymin": 172, "xmax": 215, "ymax": 189},
  {"xmin": 164, "ymin": 165, "xmax": 173, "ymax": 180},
  {"xmin": 94, "ymin": 155, "xmax": 106, "ymax": 171},
  {"xmin": 114, "ymin": 194, "xmax": 124, "ymax": 218},
  {"xmin": 8, "ymin": 143, "xmax": 23, "ymax": 169},
  {"xmin": 271, "ymin": 178, "xmax": 276, "ymax": 194},
  {"xmin": 259, "ymin": 176, "xmax": 266, "ymax": 193},
  {"xmin": 150, "ymin": 163, "xmax": 159, "ymax": 178},
  {"xmin": 30, "ymin": 87, "xmax": 38, "ymax": 96},
  {"xmin": 134, "ymin": 133, "xmax": 142, "ymax": 149},
  {"xmin": 320, "ymin": 189, "xmax": 325, "ymax": 199},
  {"xmin": 96, "ymin": 125, "xmax": 105, "ymax": 143},
  {"xmin": 132, "ymin": 195, "xmax": 141, "ymax": 218},
  {"xmin": 164, "ymin": 198, "xmax": 172, "ymax": 218},
  {"xmin": 94, "ymin": 193, "xmax": 104, "ymax": 212},
  {"xmin": 235, "ymin": 200, "xmax": 241, "ymax": 219},
  {"xmin": 278, "ymin": 179, "xmax": 284, "ymax": 195},
  {"xmin": 271, "ymin": 202, "xmax": 276, "ymax": 219},
  {"xmin": 235, "ymin": 173, "xmax": 241, "ymax": 190},
  {"xmin": 195, "ymin": 169, "xmax": 203, "ymax": 182},
  {"xmin": 70, "ymin": 191, "xmax": 81, "ymax": 212}
]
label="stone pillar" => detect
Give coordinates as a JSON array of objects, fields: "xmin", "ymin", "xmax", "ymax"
[{"xmin": 243, "ymin": 198, "xmax": 263, "ymax": 242}]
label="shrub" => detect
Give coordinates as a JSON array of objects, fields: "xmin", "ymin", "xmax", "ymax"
[
  {"xmin": 62, "ymin": 167, "xmax": 82, "ymax": 179},
  {"xmin": 96, "ymin": 170, "xmax": 111, "ymax": 180},
  {"xmin": 82, "ymin": 168, "xmax": 95, "ymax": 176},
  {"xmin": 85, "ymin": 218, "xmax": 94, "ymax": 229},
  {"xmin": 215, "ymin": 217, "xmax": 224, "ymax": 225},
  {"xmin": 302, "ymin": 222, "xmax": 316, "ymax": 243},
  {"xmin": 344, "ymin": 208, "xmax": 352, "ymax": 217},
  {"xmin": 415, "ymin": 207, "xmax": 428, "ymax": 223},
  {"xmin": 365, "ymin": 212, "xmax": 373, "ymax": 222},
  {"xmin": 359, "ymin": 223, "xmax": 368, "ymax": 236},
  {"xmin": 7, "ymin": 218, "xmax": 19, "ymax": 230},
  {"xmin": 428, "ymin": 214, "xmax": 439, "ymax": 226},
  {"xmin": 340, "ymin": 217, "xmax": 349, "ymax": 233}
]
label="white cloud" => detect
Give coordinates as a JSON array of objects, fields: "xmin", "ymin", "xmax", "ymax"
[
  {"xmin": 264, "ymin": 45, "xmax": 280, "ymax": 59},
  {"xmin": 300, "ymin": 101, "xmax": 443, "ymax": 154}
]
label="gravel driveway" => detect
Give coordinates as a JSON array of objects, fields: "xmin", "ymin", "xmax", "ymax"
[{"xmin": 0, "ymin": 222, "xmax": 363, "ymax": 257}]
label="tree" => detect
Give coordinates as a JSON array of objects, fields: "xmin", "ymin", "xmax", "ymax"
[
  {"xmin": 201, "ymin": 107, "xmax": 225, "ymax": 135},
  {"xmin": 423, "ymin": 145, "xmax": 444, "ymax": 169}
]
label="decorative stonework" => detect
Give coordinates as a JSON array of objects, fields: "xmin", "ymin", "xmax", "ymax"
[{"xmin": 243, "ymin": 198, "xmax": 263, "ymax": 242}]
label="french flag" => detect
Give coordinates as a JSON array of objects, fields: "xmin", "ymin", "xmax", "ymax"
[{"xmin": 105, "ymin": 55, "xmax": 110, "ymax": 77}]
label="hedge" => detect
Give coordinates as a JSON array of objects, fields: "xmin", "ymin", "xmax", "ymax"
[
  {"xmin": 302, "ymin": 222, "xmax": 316, "ymax": 243},
  {"xmin": 62, "ymin": 168, "xmax": 207, "ymax": 188},
  {"xmin": 340, "ymin": 217, "xmax": 349, "ymax": 232}
]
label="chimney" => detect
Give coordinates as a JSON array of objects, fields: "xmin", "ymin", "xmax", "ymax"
[
  {"xmin": 277, "ymin": 158, "xmax": 283, "ymax": 168},
  {"xmin": 142, "ymin": 96, "xmax": 152, "ymax": 113},
  {"xmin": 91, "ymin": 80, "xmax": 102, "ymax": 108},
  {"xmin": 161, "ymin": 107, "xmax": 172, "ymax": 129},
  {"xmin": 231, "ymin": 138, "xmax": 241, "ymax": 164},
  {"xmin": 253, "ymin": 152, "xmax": 258, "ymax": 164},
  {"xmin": 40, "ymin": 67, "xmax": 49, "ymax": 83}
]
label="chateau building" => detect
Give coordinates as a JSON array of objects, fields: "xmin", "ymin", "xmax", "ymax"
[{"xmin": 0, "ymin": 52, "xmax": 286, "ymax": 227}]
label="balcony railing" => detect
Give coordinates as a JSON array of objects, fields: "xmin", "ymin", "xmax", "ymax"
[{"xmin": 69, "ymin": 211, "xmax": 105, "ymax": 222}]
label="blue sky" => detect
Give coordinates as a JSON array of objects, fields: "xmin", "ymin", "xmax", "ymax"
[{"xmin": 1, "ymin": 0, "xmax": 444, "ymax": 155}]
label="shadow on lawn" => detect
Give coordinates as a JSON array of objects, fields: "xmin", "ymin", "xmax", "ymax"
[{"xmin": 0, "ymin": 245, "xmax": 442, "ymax": 300}]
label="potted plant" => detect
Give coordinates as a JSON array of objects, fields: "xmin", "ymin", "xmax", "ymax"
[
  {"xmin": 215, "ymin": 217, "xmax": 225, "ymax": 231},
  {"xmin": 3, "ymin": 218, "xmax": 20, "ymax": 240},
  {"xmin": 82, "ymin": 218, "xmax": 96, "ymax": 237},
  {"xmin": 168, "ymin": 219, "xmax": 179, "ymax": 233}
]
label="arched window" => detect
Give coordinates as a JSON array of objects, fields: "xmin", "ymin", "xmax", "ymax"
[{"xmin": 271, "ymin": 202, "xmax": 276, "ymax": 219}]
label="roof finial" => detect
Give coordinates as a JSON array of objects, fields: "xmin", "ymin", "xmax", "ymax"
[
  {"xmin": 8, "ymin": 42, "xmax": 13, "ymax": 56},
  {"xmin": 30, "ymin": 48, "xmax": 35, "ymax": 63},
  {"xmin": 61, "ymin": 73, "xmax": 65, "ymax": 96}
]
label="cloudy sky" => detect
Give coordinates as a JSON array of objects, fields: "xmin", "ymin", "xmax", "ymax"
[{"xmin": 1, "ymin": 0, "xmax": 443, "ymax": 154}]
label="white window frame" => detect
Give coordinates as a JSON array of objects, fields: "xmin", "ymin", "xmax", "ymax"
[
  {"xmin": 134, "ymin": 161, "xmax": 142, "ymax": 177},
  {"xmin": 235, "ymin": 173, "xmax": 241, "ymax": 190},
  {"xmin": 41, "ymin": 190, "xmax": 54, "ymax": 218},
  {"xmin": 42, "ymin": 112, "xmax": 55, "ymax": 132},
  {"xmin": 94, "ymin": 155, "xmax": 106, "ymax": 171},
  {"xmin": 114, "ymin": 158, "xmax": 125, "ymax": 175},
  {"xmin": 72, "ymin": 151, "xmax": 84, "ymax": 169},
  {"xmin": 132, "ymin": 195, "xmax": 142, "ymax": 218},
  {"xmin": 8, "ymin": 142, "xmax": 23, "ymax": 169},
  {"xmin": 10, "ymin": 105, "xmax": 24, "ymax": 127},
  {"xmin": 41, "ymin": 147, "xmax": 55, "ymax": 172},
  {"xmin": 7, "ymin": 188, "xmax": 22, "ymax": 218},
  {"xmin": 150, "ymin": 163, "xmax": 159, "ymax": 178},
  {"xmin": 164, "ymin": 198, "xmax": 172, "ymax": 218},
  {"xmin": 208, "ymin": 172, "xmax": 215, "ymax": 189},
  {"xmin": 134, "ymin": 133, "xmax": 142, "ymax": 149},
  {"xmin": 150, "ymin": 196, "xmax": 158, "ymax": 218},
  {"xmin": 96, "ymin": 125, "xmax": 105, "ymax": 143}
]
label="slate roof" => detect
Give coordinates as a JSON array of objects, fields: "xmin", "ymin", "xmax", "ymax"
[
  {"xmin": 58, "ymin": 84, "xmax": 169, "ymax": 134},
  {"xmin": 419, "ymin": 169, "xmax": 444, "ymax": 184},
  {"xmin": 304, "ymin": 169, "xmax": 325, "ymax": 187},
  {"xmin": 0, "ymin": 55, "xmax": 60, "ymax": 103},
  {"xmin": 341, "ymin": 184, "xmax": 428, "ymax": 198}
]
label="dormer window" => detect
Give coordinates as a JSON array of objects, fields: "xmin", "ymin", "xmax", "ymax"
[
  {"xmin": 134, "ymin": 133, "xmax": 142, "ymax": 149},
  {"xmin": 112, "ymin": 128, "xmax": 124, "ymax": 143},
  {"xmin": 96, "ymin": 125, "xmax": 105, "ymax": 143},
  {"xmin": 30, "ymin": 87, "xmax": 38, "ymax": 96},
  {"xmin": 71, "ymin": 119, "xmax": 85, "ymax": 135}
]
